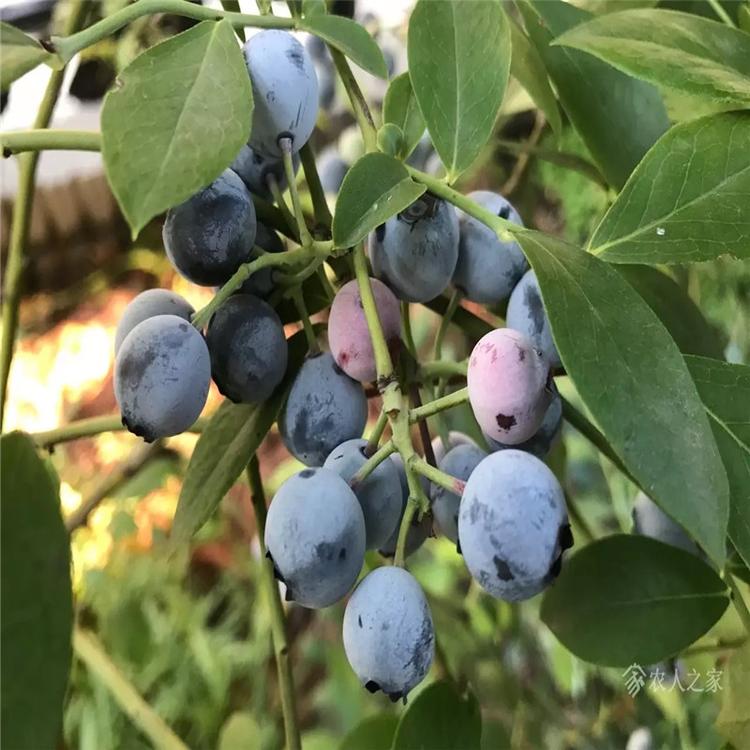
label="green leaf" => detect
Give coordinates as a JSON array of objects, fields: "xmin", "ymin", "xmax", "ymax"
[
  {"xmin": 518, "ymin": 0, "xmax": 669, "ymax": 189},
  {"xmin": 0, "ymin": 22, "xmax": 62, "ymax": 91},
  {"xmin": 392, "ymin": 681, "xmax": 481, "ymax": 750},
  {"xmin": 101, "ymin": 20, "xmax": 252, "ymax": 238},
  {"xmin": 218, "ymin": 712, "xmax": 261, "ymax": 750},
  {"xmin": 553, "ymin": 9, "xmax": 750, "ymax": 109},
  {"xmin": 513, "ymin": 229, "xmax": 729, "ymax": 564},
  {"xmin": 172, "ymin": 328, "xmax": 311, "ymax": 545},
  {"xmin": 508, "ymin": 15, "xmax": 562, "ymax": 136},
  {"xmin": 617, "ymin": 266, "xmax": 725, "ymax": 359},
  {"xmin": 718, "ymin": 642, "xmax": 750, "ymax": 748},
  {"xmin": 686, "ymin": 356, "xmax": 750, "ymax": 571},
  {"xmin": 407, "ymin": 0, "xmax": 511, "ymax": 181},
  {"xmin": 589, "ymin": 111, "xmax": 750, "ymax": 264},
  {"xmin": 1, "ymin": 432, "xmax": 72, "ymax": 749},
  {"xmin": 383, "ymin": 72, "xmax": 426, "ymax": 160},
  {"xmin": 339, "ymin": 714, "xmax": 397, "ymax": 750},
  {"xmin": 332, "ymin": 152, "xmax": 425, "ymax": 248},
  {"xmin": 300, "ymin": 15, "xmax": 387, "ymax": 79},
  {"xmin": 302, "ymin": 0, "xmax": 327, "ymax": 17},
  {"xmin": 541, "ymin": 535, "xmax": 729, "ymax": 667}
]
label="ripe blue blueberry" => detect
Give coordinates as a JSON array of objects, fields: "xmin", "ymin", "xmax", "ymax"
[
  {"xmin": 243, "ymin": 30, "xmax": 319, "ymax": 157},
  {"xmin": 506, "ymin": 269, "xmax": 560, "ymax": 369},
  {"xmin": 230, "ymin": 144, "xmax": 299, "ymax": 199},
  {"xmin": 206, "ymin": 294, "xmax": 287, "ymax": 403},
  {"xmin": 114, "ymin": 289, "xmax": 193, "ymax": 355},
  {"xmin": 280, "ymin": 352, "xmax": 368, "ymax": 466},
  {"xmin": 324, "ymin": 439, "xmax": 402, "ymax": 549},
  {"xmin": 432, "ymin": 444, "xmax": 487, "ymax": 545},
  {"xmin": 264, "ymin": 468, "xmax": 366, "ymax": 608},
  {"xmin": 237, "ymin": 222, "xmax": 285, "ymax": 299},
  {"xmin": 458, "ymin": 450, "xmax": 571, "ymax": 601},
  {"xmin": 163, "ymin": 169, "xmax": 256, "ymax": 286},
  {"xmin": 368, "ymin": 194, "xmax": 459, "ymax": 303},
  {"xmin": 115, "ymin": 314, "xmax": 210, "ymax": 442},
  {"xmin": 632, "ymin": 492, "xmax": 700, "ymax": 556},
  {"xmin": 379, "ymin": 453, "xmax": 432, "ymax": 558},
  {"xmin": 453, "ymin": 191, "xmax": 527, "ymax": 305},
  {"xmin": 343, "ymin": 567, "xmax": 435, "ymax": 702},
  {"xmin": 484, "ymin": 389, "xmax": 562, "ymax": 459}
]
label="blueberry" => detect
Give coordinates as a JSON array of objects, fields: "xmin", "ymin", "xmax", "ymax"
[
  {"xmin": 506, "ymin": 269, "xmax": 560, "ymax": 369},
  {"xmin": 237, "ymin": 223, "xmax": 285, "ymax": 299},
  {"xmin": 206, "ymin": 294, "xmax": 287, "ymax": 403},
  {"xmin": 163, "ymin": 169, "xmax": 256, "ymax": 286},
  {"xmin": 484, "ymin": 389, "xmax": 562, "ymax": 459},
  {"xmin": 368, "ymin": 194, "xmax": 459, "ymax": 303},
  {"xmin": 115, "ymin": 314, "xmax": 210, "ymax": 442},
  {"xmin": 328, "ymin": 278, "xmax": 401, "ymax": 383},
  {"xmin": 379, "ymin": 453, "xmax": 432, "ymax": 558},
  {"xmin": 230, "ymin": 145, "xmax": 300, "ymax": 199},
  {"xmin": 467, "ymin": 328, "xmax": 552, "ymax": 445},
  {"xmin": 264, "ymin": 468, "xmax": 366, "ymax": 608},
  {"xmin": 458, "ymin": 450, "xmax": 570, "ymax": 601},
  {"xmin": 280, "ymin": 352, "xmax": 368, "ymax": 466},
  {"xmin": 632, "ymin": 492, "xmax": 700, "ymax": 556},
  {"xmin": 316, "ymin": 145, "xmax": 349, "ymax": 196},
  {"xmin": 453, "ymin": 191, "xmax": 527, "ymax": 305},
  {"xmin": 431, "ymin": 444, "xmax": 487, "ymax": 544},
  {"xmin": 430, "ymin": 430, "xmax": 478, "ymax": 467},
  {"xmin": 243, "ymin": 30, "xmax": 319, "ymax": 157},
  {"xmin": 115, "ymin": 289, "xmax": 194, "ymax": 355},
  {"xmin": 324, "ymin": 439, "xmax": 402, "ymax": 549},
  {"xmin": 343, "ymin": 567, "xmax": 434, "ymax": 701}
]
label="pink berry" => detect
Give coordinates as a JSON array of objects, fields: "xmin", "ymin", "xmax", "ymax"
[
  {"xmin": 328, "ymin": 278, "xmax": 401, "ymax": 383},
  {"xmin": 467, "ymin": 328, "xmax": 552, "ymax": 444}
]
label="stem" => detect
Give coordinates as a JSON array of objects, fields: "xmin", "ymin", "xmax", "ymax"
[
  {"xmin": 280, "ymin": 138, "xmax": 313, "ymax": 248},
  {"xmin": 74, "ymin": 628, "xmax": 189, "ymax": 750},
  {"xmin": 315, "ymin": 264, "xmax": 336, "ymax": 302},
  {"xmin": 32, "ymin": 414, "xmax": 207, "ymax": 449},
  {"xmin": 299, "ymin": 142, "xmax": 332, "ymax": 229},
  {"xmin": 410, "ymin": 383, "xmax": 437, "ymax": 469},
  {"xmin": 401, "ymin": 301, "xmax": 417, "ymax": 358},
  {"xmin": 246, "ymin": 459, "xmax": 301, "ymax": 750},
  {"xmin": 253, "ymin": 194, "xmax": 299, "ymax": 242},
  {"xmin": 0, "ymin": 129, "xmax": 101, "ymax": 156},
  {"xmin": 727, "ymin": 573, "xmax": 750, "ymax": 635},
  {"xmin": 0, "ymin": 0, "xmax": 89, "ymax": 430},
  {"xmin": 66, "ymin": 441, "xmax": 163, "ymax": 532},
  {"xmin": 267, "ymin": 175, "xmax": 297, "ymax": 236},
  {"xmin": 394, "ymin": 464, "xmax": 428, "ymax": 567},
  {"xmin": 350, "ymin": 440, "xmax": 396, "ymax": 487},
  {"xmin": 432, "ymin": 290, "xmax": 461, "ymax": 364},
  {"xmin": 290, "ymin": 286, "xmax": 318, "ymax": 353},
  {"xmin": 706, "ymin": 0, "xmax": 737, "ymax": 27},
  {"xmin": 407, "ymin": 166, "xmax": 515, "ymax": 242},
  {"xmin": 419, "ymin": 360, "xmax": 468, "ymax": 380},
  {"xmin": 564, "ymin": 491, "xmax": 595, "ymax": 544},
  {"xmin": 52, "ymin": 0, "xmax": 294, "ymax": 63},
  {"xmin": 328, "ymin": 47, "xmax": 378, "ymax": 152},
  {"xmin": 409, "ymin": 387, "xmax": 470, "ymax": 423},
  {"xmin": 411, "ymin": 456, "xmax": 465, "ymax": 496},
  {"xmin": 501, "ymin": 111, "xmax": 546, "ymax": 196},
  {"xmin": 681, "ymin": 637, "xmax": 747, "ymax": 657},
  {"xmin": 365, "ymin": 409, "xmax": 389, "ymax": 455},
  {"xmin": 220, "ymin": 0, "xmax": 246, "ymax": 41}
]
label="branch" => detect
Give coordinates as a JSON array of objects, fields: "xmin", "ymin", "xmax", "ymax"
[
  {"xmin": 1, "ymin": 129, "xmax": 101, "ymax": 156},
  {"xmin": 328, "ymin": 48, "xmax": 377, "ymax": 152}
]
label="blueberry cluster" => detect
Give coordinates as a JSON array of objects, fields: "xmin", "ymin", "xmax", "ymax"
[{"xmin": 112, "ymin": 30, "xmax": 574, "ymax": 704}]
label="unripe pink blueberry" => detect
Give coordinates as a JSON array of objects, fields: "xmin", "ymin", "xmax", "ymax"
[
  {"xmin": 467, "ymin": 328, "xmax": 552, "ymax": 445},
  {"xmin": 328, "ymin": 278, "xmax": 401, "ymax": 383}
]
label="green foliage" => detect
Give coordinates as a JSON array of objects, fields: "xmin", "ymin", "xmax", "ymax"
[
  {"xmin": 514, "ymin": 229, "xmax": 729, "ymax": 563},
  {"xmin": 407, "ymin": 0, "xmax": 510, "ymax": 181},
  {"xmin": 338, "ymin": 714, "xmax": 398, "ymax": 749},
  {"xmin": 717, "ymin": 642, "xmax": 750, "ymax": 747},
  {"xmin": 541, "ymin": 535, "xmax": 729, "ymax": 666},
  {"xmin": 519, "ymin": 0, "xmax": 670, "ymax": 189},
  {"xmin": 300, "ymin": 16, "xmax": 388, "ymax": 79},
  {"xmin": 101, "ymin": 20, "xmax": 252, "ymax": 237},
  {"xmin": 383, "ymin": 73, "xmax": 426, "ymax": 160},
  {"xmin": 0, "ymin": 22, "xmax": 61, "ymax": 90},
  {"xmin": 1, "ymin": 432, "xmax": 72, "ymax": 749},
  {"xmin": 590, "ymin": 111, "xmax": 750, "ymax": 263},
  {"xmin": 553, "ymin": 9, "xmax": 750, "ymax": 108},
  {"xmin": 332, "ymin": 153, "xmax": 425, "ymax": 247}
]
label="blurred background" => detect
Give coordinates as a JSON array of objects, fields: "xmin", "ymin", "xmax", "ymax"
[{"xmin": 2, "ymin": 1, "xmax": 749, "ymax": 748}]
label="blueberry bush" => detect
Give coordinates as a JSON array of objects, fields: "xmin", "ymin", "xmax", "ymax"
[{"xmin": 1, "ymin": 1, "xmax": 750, "ymax": 748}]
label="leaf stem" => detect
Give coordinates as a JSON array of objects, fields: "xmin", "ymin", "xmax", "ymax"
[
  {"xmin": 409, "ymin": 387, "xmax": 470, "ymax": 423},
  {"xmin": 726, "ymin": 572, "xmax": 750, "ymax": 635},
  {"xmin": 52, "ymin": 0, "xmax": 294, "ymax": 63},
  {"xmin": 74, "ymin": 628, "xmax": 189, "ymax": 750},
  {"xmin": 299, "ymin": 142, "xmax": 332, "ymax": 230},
  {"xmin": 246, "ymin": 458, "xmax": 301, "ymax": 750},
  {"xmin": 0, "ymin": 0, "xmax": 89, "ymax": 430},
  {"xmin": 0, "ymin": 129, "xmax": 101, "ymax": 156}
]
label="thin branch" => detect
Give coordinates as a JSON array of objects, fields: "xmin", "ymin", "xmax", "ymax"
[
  {"xmin": 409, "ymin": 387, "xmax": 470, "ymax": 423},
  {"xmin": 1, "ymin": 129, "xmax": 101, "ymax": 156}
]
